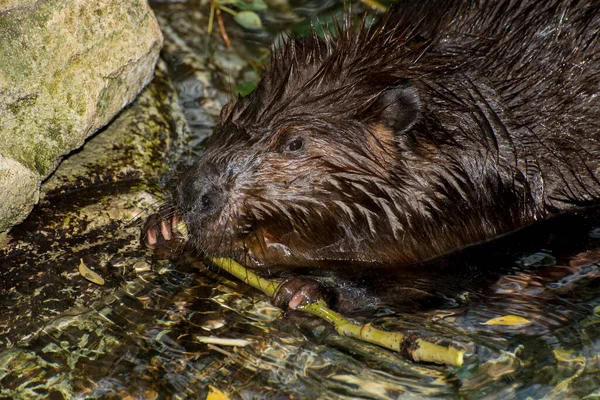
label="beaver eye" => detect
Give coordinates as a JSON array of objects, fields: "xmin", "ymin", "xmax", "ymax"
[{"xmin": 285, "ymin": 137, "xmax": 305, "ymax": 152}]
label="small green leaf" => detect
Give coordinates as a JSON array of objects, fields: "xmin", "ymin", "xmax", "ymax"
[
  {"xmin": 234, "ymin": 10, "xmax": 263, "ymax": 30},
  {"xmin": 236, "ymin": 81, "xmax": 257, "ymax": 97},
  {"xmin": 291, "ymin": 13, "xmax": 338, "ymax": 37},
  {"xmin": 233, "ymin": 0, "xmax": 267, "ymax": 11}
]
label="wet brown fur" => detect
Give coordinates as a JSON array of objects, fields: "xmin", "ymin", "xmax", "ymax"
[{"xmin": 176, "ymin": 0, "xmax": 600, "ymax": 271}]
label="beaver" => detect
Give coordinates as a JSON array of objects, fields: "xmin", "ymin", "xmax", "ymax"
[{"xmin": 145, "ymin": 0, "xmax": 600, "ymax": 310}]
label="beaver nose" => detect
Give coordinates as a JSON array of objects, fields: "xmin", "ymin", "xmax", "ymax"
[
  {"xmin": 179, "ymin": 181, "xmax": 223, "ymax": 216},
  {"xmin": 176, "ymin": 164, "xmax": 224, "ymax": 217},
  {"xmin": 198, "ymin": 190, "xmax": 219, "ymax": 213}
]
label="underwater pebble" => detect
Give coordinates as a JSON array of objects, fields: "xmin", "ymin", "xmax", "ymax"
[
  {"xmin": 201, "ymin": 319, "xmax": 226, "ymax": 331},
  {"xmin": 569, "ymin": 249, "xmax": 600, "ymax": 267},
  {"xmin": 133, "ymin": 260, "xmax": 152, "ymax": 272},
  {"xmin": 589, "ymin": 227, "xmax": 600, "ymax": 239},
  {"xmin": 145, "ymin": 391, "xmax": 159, "ymax": 400},
  {"xmin": 547, "ymin": 263, "xmax": 599, "ymax": 289},
  {"xmin": 518, "ymin": 252, "xmax": 556, "ymax": 268}
]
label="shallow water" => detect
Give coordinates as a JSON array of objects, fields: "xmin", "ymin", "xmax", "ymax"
[{"xmin": 1, "ymin": 1, "xmax": 600, "ymax": 399}]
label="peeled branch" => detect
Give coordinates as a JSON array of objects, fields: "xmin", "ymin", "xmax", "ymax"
[{"xmin": 210, "ymin": 257, "xmax": 465, "ymax": 367}]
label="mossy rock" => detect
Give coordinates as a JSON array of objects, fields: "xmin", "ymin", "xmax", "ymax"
[{"xmin": 0, "ymin": 0, "xmax": 163, "ymax": 232}]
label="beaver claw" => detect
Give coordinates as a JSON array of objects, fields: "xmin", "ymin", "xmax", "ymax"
[
  {"xmin": 141, "ymin": 209, "xmax": 185, "ymax": 256},
  {"xmin": 272, "ymin": 277, "xmax": 330, "ymax": 310}
]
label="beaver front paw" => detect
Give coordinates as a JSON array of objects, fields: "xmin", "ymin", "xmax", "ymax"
[
  {"xmin": 272, "ymin": 277, "xmax": 331, "ymax": 310},
  {"xmin": 141, "ymin": 209, "xmax": 185, "ymax": 257}
]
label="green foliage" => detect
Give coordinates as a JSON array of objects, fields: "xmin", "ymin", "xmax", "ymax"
[
  {"xmin": 229, "ymin": 0, "xmax": 267, "ymax": 11},
  {"xmin": 290, "ymin": 12, "xmax": 340, "ymax": 37},
  {"xmin": 233, "ymin": 10, "xmax": 263, "ymax": 29},
  {"xmin": 210, "ymin": 0, "xmax": 266, "ymax": 32},
  {"xmin": 236, "ymin": 80, "xmax": 258, "ymax": 97}
]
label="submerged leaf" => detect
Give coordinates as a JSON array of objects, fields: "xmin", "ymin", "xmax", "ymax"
[
  {"xmin": 482, "ymin": 315, "xmax": 531, "ymax": 326},
  {"xmin": 207, "ymin": 386, "xmax": 230, "ymax": 400},
  {"xmin": 553, "ymin": 349, "xmax": 584, "ymax": 363},
  {"xmin": 481, "ymin": 315, "xmax": 531, "ymax": 325},
  {"xmin": 78, "ymin": 259, "xmax": 105, "ymax": 285}
]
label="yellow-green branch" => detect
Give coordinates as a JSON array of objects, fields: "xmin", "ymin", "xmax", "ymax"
[{"xmin": 211, "ymin": 257, "xmax": 464, "ymax": 366}]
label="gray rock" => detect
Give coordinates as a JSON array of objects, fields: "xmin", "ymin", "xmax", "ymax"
[
  {"xmin": 0, "ymin": 157, "xmax": 39, "ymax": 231},
  {"xmin": 0, "ymin": 0, "xmax": 163, "ymax": 232}
]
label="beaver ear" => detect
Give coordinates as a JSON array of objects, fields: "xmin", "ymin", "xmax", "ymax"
[{"xmin": 373, "ymin": 83, "xmax": 421, "ymax": 136}]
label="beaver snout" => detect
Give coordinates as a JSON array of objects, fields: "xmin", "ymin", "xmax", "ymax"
[{"xmin": 176, "ymin": 163, "xmax": 225, "ymax": 218}]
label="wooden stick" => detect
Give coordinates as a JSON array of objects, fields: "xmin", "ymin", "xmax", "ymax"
[{"xmin": 210, "ymin": 257, "xmax": 465, "ymax": 366}]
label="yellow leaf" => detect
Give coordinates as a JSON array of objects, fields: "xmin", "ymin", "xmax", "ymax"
[
  {"xmin": 78, "ymin": 259, "xmax": 105, "ymax": 285},
  {"xmin": 206, "ymin": 386, "xmax": 229, "ymax": 400},
  {"xmin": 553, "ymin": 349, "xmax": 583, "ymax": 363},
  {"xmin": 482, "ymin": 315, "xmax": 531, "ymax": 326}
]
